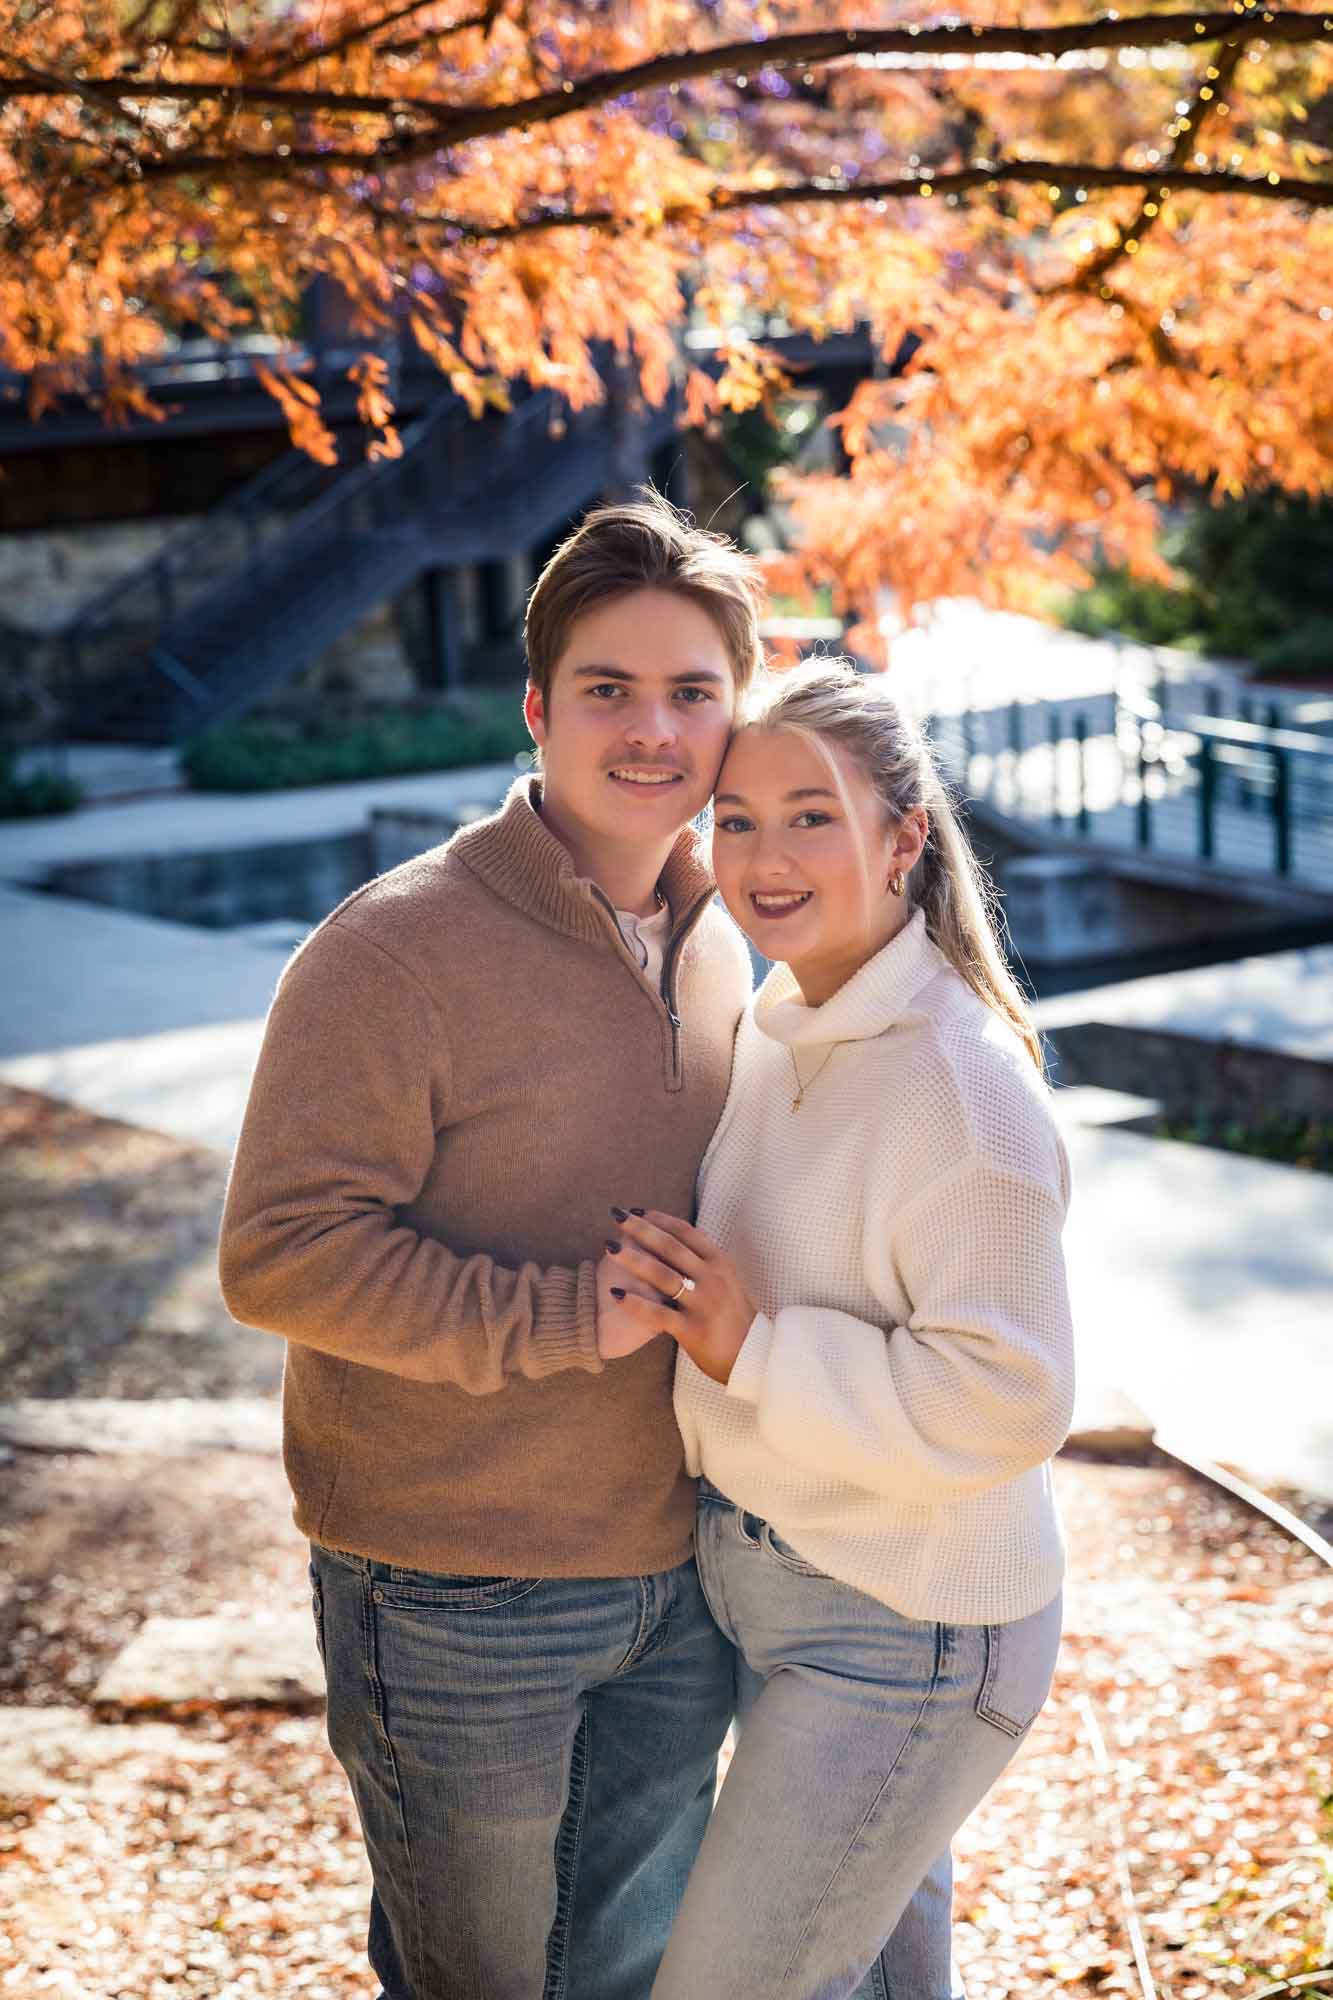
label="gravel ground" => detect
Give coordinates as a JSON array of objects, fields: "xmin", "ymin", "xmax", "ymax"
[
  {"xmin": 1, "ymin": 1452, "xmax": 1329, "ymax": 2000},
  {"xmin": 2, "ymin": 1086, "xmax": 1329, "ymax": 1998},
  {"xmin": 0, "ymin": 1085, "xmax": 279, "ymax": 1401}
]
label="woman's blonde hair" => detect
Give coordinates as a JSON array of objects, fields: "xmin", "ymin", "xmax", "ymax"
[{"xmin": 742, "ymin": 658, "xmax": 1044, "ymax": 1072}]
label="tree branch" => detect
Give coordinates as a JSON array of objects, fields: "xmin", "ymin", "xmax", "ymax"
[
  {"xmin": 374, "ymin": 161, "xmax": 1333, "ymax": 240},
  {"xmin": 262, "ymin": 0, "xmax": 502, "ymax": 82},
  {"xmin": 2, "ymin": 9, "xmax": 1327, "ymax": 150},
  {"xmin": 1056, "ymin": 39, "xmax": 1248, "ymax": 292}
]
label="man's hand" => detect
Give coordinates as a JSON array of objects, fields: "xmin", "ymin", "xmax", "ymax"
[
  {"xmin": 604, "ymin": 1208, "xmax": 757, "ymax": 1386},
  {"xmin": 596, "ymin": 1252, "xmax": 670, "ymax": 1360}
]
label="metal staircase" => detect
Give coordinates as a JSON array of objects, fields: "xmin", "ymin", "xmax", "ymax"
[{"xmin": 55, "ymin": 385, "xmax": 677, "ymax": 744}]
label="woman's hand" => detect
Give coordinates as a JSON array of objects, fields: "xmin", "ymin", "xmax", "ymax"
[
  {"xmin": 595, "ymin": 1252, "xmax": 666, "ymax": 1361},
  {"xmin": 604, "ymin": 1208, "xmax": 757, "ymax": 1385}
]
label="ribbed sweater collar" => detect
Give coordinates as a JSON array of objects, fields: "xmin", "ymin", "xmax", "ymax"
[
  {"xmin": 755, "ymin": 908, "xmax": 948, "ymax": 1049},
  {"xmin": 452, "ymin": 776, "xmax": 716, "ymax": 945}
]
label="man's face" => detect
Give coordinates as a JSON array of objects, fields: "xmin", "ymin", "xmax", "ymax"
[{"xmin": 525, "ymin": 587, "xmax": 738, "ymax": 852}]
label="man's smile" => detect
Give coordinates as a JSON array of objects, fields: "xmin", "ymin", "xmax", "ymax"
[{"xmin": 607, "ymin": 766, "xmax": 687, "ymax": 788}]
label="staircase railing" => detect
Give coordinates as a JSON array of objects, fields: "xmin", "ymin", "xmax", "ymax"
[
  {"xmin": 62, "ymin": 375, "xmax": 676, "ymax": 740},
  {"xmin": 56, "ymin": 440, "xmax": 348, "ymax": 696}
]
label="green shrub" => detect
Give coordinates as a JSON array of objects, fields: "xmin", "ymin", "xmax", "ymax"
[
  {"xmin": 0, "ymin": 744, "xmax": 80, "ymax": 818},
  {"xmin": 183, "ymin": 695, "xmax": 532, "ymax": 793},
  {"xmin": 1062, "ymin": 570, "xmax": 1207, "ymax": 651},
  {"xmin": 1058, "ymin": 494, "xmax": 1333, "ymax": 674},
  {"xmin": 1250, "ymin": 617, "xmax": 1333, "ymax": 684},
  {"xmin": 1153, "ymin": 1111, "xmax": 1332, "ymax": 1175}
]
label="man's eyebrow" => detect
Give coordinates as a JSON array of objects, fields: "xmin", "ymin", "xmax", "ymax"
[
  {"xmin": 714, "ymin": 787, "xmax": 839, "ymax": 805},
  {"xmin": 569, "ymin": 665, "xmax": 729, "ymax": 685}
]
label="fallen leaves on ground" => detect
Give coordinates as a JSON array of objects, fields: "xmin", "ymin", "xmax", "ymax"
[{"xmin": 1, "ymin": 1458, "xmax": 1329, "ymax": 1998}]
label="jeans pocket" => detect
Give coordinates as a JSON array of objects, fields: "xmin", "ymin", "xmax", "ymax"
[
  {"xmin": 372, "ymin": 1562, "xmax": 541, "ymax": 1611},
  {"xmin": 975, "ymin": 1603, "xmax": 1059, "ymax": 1739},
  {"xmin": 760, "ymin": 1522, "xmax": 825, "ymax": 1578}
]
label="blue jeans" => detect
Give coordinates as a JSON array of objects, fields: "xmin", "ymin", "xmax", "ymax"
[
  {"xmin": 652, "ymin": 1484, "xmax": 1063, "ymax": 2000},
  {"xmin": 310, "ymin": 1542, "xmax": 733, "ymax": 2000}
]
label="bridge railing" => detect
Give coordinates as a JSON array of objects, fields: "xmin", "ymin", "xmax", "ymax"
[{"xmin": 929, "ymin": 679, "xmax": 1333, "ymax": 894}]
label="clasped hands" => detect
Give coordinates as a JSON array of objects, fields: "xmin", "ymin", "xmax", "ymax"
[{"xmin": 595, "ymin": 1207, "xmax": 756, "ymax": 1386}]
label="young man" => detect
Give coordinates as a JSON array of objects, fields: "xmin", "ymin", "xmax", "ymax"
[{"xmin": 218, "ymin": 492, "xmax": 761, "ymax": 2000}]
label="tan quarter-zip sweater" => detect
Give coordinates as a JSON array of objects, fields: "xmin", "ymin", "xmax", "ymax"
[{"xmin": 219, "ymin": 777, "xmax": 752, "ymax": 1577}]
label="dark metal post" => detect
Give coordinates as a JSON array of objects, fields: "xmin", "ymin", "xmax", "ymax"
[
  {"xmin": 1197, "ymin": 734, "xmax": 1216, "ymax": 860},
  {"xmin": 1007, "ymin": 700, "xmax": 1023, "ymax": 811},
  {"xmin": 1239, "ymin": 698, "xmax": 1255, "ymax": 809},
  {"xmin": 423, "ymin": 566, "xmax": 465, "ymax": 691},
  {"xmin": 1269, "ymin": 705, "xmax": 1291, "ymax": 875},
  {"xmin": 1074, "ymin": 714, "xmax": 1089, "ymax": 835},
  {"xmin": 1137, "ymin": 730, "xmax": 1152, "ymax": 848},
  {"xmin": 1049, "ymin": 707, "xmax": 1062, "ymax": 824}
]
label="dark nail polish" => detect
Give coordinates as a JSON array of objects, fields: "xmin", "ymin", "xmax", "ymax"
[
  {"xmin": 630, "ymin": 1207, "xmax": 645, "ymax": 1217},
  {"xmin": 610, "ymin": 1206, "xmax": 628, "ymax": 1222},
  {"xmin": 610, "ymin": 1287, "xmax": 625, "ymax": 1300},
  {"xmin": 605, "ymin": 1240, "xmax": 621, "ymax": 1255}
]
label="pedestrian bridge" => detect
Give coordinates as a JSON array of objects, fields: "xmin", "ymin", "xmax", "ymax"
[{"xmin": 924, "ymin": 662, "xmax": 1333, "ymax": 904}]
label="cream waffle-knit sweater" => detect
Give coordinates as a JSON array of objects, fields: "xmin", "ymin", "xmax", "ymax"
[{"xmin": 674, "ymin": 910, "xmax": 1075, "ymax": 1624}]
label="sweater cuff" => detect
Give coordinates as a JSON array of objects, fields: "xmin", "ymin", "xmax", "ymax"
[
  {"xmin": 725, "ymin": 1312, "xmax": 773, "ymax": 1404},
  {"xmin": 529, "ymin": 1261, "xmax": 604, "ymax": 1378}
]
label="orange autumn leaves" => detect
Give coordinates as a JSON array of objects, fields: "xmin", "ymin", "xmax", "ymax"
[{"xmin": 1, "ymin": 0, "xmax": 1330, "ymax": 624}]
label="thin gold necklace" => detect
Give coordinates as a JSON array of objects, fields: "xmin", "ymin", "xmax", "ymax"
[{"xmin": 788, "ymin": 1045, "xmax": 837, "ymax": 1112}]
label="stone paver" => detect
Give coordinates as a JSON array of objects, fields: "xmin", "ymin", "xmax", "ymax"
[
  {"xmin": 92, "ymin": 1613, "xmax": 324, "ymax": 1712},
  {"xmin": 0, "ymin": 1398, "xmax": 280, "ymax": 1456}
]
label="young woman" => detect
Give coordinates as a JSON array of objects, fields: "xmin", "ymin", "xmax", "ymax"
[{"xmin": 601, "ymin": 658, "xmax": 1075, "ymax": 2000}]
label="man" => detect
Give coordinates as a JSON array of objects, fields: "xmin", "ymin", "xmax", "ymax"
[{"xmin": 219, "ymin": 490, "xmax": 761, "ymax": 2000}]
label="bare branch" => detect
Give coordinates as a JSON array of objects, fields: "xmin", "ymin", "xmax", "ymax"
[
  {"xmin": 1, "ymin": 10, "xmax": 1328, "ymax": 155},
  {"xmin": 362, "ymin": 159, "xmax": 1333, "ymax": 243}
]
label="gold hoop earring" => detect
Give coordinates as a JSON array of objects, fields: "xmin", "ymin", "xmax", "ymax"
[{"xmin": 889, "ymin": 870, "xmax": 905, "ymax": 898}]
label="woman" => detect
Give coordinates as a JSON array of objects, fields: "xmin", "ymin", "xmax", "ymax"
[{"xmin": 600, "ymin": 659, "xmax": 1075, "ymax": 2000}]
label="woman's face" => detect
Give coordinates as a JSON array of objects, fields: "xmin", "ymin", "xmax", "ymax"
[{"xmin": 711, "ymin": 726, "xmax": 920, "ymax": 1004}]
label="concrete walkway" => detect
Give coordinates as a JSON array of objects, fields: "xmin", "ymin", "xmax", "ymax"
[
  {"xmin": 0, "ymin": 756, "xmax": 523, "ymax": 882},
  {"xmin": 1035, "ymin": 941, "xmax": 1333, "ymax": 1063},
  {"xmin": 3, "ymin": 759, "xmax": 1331, "ymax": 1501},
  {"xmin": 1, "ymin": 760, "xmax": 521, "ymax": 1151}
]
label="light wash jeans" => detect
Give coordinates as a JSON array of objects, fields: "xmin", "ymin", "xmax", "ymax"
[
  {"xmin": 652, "ymin": 1482, "xmax": 1063, "ymax": 2000},
  {"xmin": 310, "ymin": 1541, "xmax": 733, "ymax": 2000}
]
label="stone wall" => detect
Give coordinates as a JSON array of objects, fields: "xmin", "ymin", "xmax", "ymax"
[
  {"xmin": 0, "ymin": 519, "xmax": 192, "ymax": 633},
  {"xmin": 0, "ymin": 519, "xmax": 436, "ymax": 711},
  {"xmin": 1045, "ymin": 1022, "xmax": 1333, "ymax": 1119}
]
